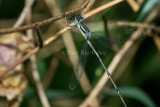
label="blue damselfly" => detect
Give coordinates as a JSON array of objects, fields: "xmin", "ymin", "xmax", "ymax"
[{"xmin": 65, "ymin": 15, "xmax": 133, "ymax": 107}]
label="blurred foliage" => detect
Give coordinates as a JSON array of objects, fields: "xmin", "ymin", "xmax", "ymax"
[
  {"xmin": 106, "ymin": 87, "xmax": 156, "ymax": 107},
  {"xmin": 0, "ymin": 0, "xmax": 24, "ymax": 18},
  {"xmin": 0, "ymin": 33, "xmax": 32, "ymax": 107},
  {"xmin": 0, "ymin": 0, "xmax": 159, "ymax": 107}
]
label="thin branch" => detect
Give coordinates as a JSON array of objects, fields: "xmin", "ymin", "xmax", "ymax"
[
  {"xmin": 109, "ymin": 21, "xmax": 160, "ymax": 33},
  {"xmin": 126, "ymin": 0, "xmax": 140, "ymax": 12},
  {"xmin": 102, "ymin": 16, "xmax": 119, "ymax": 52},
  {"xmin": 0, "ymin": 0, "xmax": 89, "ymax": 34},
  {"xmin": 0, "ymin": 47, "xmax": 39, "ymax": 78},
  {"xmin": 0, "ymin": 0, "xmax": 124, "ymax": 79},
  {"xmin": 25, "ymin": 0, "xmax": 51, "ymax": 106},
  {"xmin": 30, "ymin": 56, "xmax": 51, "ymax": 107},
  {"xmin": 84, "ymin": 0, "xmax": 124, "ymax": 19},
  {"xmin": 153, "ymin": 34, "xmax": 160, "ymax": 50},
  {"xmin": 13, "ymin": 0, "xmax": 35, "ymax": 27},
  {"xmin": 81, "ymin": 0, "xmax": 95, "ymax": 14},
  {"xmin": 43, "ymin": 57, "xmax": 59, "ymax": 89}
]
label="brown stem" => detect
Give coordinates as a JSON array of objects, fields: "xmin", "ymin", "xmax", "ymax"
[{"xmin": 0, "ymin": 0, "xmax": 89, "ymax": 34}]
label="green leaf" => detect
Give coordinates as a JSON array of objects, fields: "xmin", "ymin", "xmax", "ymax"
[
  {"xmin": 107, "ymin": 87, "xmax": 157, "ymax": 107},
  {"xmin": 136, "ymin": 0, "xmax": 160, "ymax": 21}
]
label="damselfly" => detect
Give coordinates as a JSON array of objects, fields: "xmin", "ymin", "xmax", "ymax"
[{"xmin": 66, "ymin": 15, "xmax": 129, "ymax": 107}]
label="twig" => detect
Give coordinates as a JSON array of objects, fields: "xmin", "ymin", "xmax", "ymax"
[
  {"xmin": 102, "ymin": 16, "xmax": 119, "ymax": 52},
  {"xmin": 0, "ymin": 47, "xmax": 39, "ymax": 78},
  {"xmin": 0, "ymin": 0, "xmax": 89, "ymax": 34},
  {"xmin": 43, "ymin": 57, "xmax": 59, "ymax": 89},
  {"xmin": 13, "ymin": 0, "xmax": 35, "ymax": 28},
  {"xmin": 25, "ymin": 0, "xmax": 50, "ymax": 106},
  {"xmin": 109, "ymin": 17, "xmax": 160, "ymax": 50},
  {"xmin": 0, "ymin": 0, "xmax": 124, "ymax": 79},
  {"xmin": 81, "ymin": 0, "xmax": 95, "ymax": 14},
  {"xmin": 30, "ymin": 56, "xmax": 51, "ymax": 107},
  {"xmin": 153, "ymin": 34, "xmax": 160, "ymax": 50},
  {"xmin": 126, "ymin": 0, "xmax": 140, "ymax": 12},
  {"xmin": 79, "ymin": 4, "xmax": 159, "ymax": 107},
  {"xmin": 109, "ymin": 21, "xmax": 160, "ymax": 33},
  {"xmin": 84, "ymin": 0, "xmax": 124, "ymax": 19}
]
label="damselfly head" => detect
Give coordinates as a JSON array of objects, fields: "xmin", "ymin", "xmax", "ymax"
[{"xmin": 78, "ymin": 15, "xmax": 84, "ymax": 22}]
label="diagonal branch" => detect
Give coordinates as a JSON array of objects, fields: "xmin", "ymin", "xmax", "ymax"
[
  {"xmin": 0, "ymin": 0, "xmax": 89, "ymax": 34},
  {"xmin": 25, "ymin": 0, "xmax": 51, "ymax": 107},
  {"xmin": 13, "ymin": 0, "xmax": 35, "ymax": 27},
  {"xmin": 109, "ymin": 21, "xmax": 160, "ymax": 33}
]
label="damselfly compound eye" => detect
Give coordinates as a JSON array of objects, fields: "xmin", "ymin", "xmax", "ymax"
[{"xmin": 78, "ymin": 15, "xmax": 84, "ymax": 22}]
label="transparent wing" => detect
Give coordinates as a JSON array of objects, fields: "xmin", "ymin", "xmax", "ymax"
[
  {"xmin": 107, "ymin": 27, "xmax": 139, "ymax": 41},
  {"xmin": 90, "ymin": 27, "xmax": 140, "ymax": 51},
  {"xmin": 69, "ymin": 41, "xmax": 88, "ymax": 90},
  {"xmin": 69, "ymin": 73, "xmax": 78, "ymax": 90},
  {"xmin": 69, "ymin": 26, "xmax": 141, "ymax": 90}
]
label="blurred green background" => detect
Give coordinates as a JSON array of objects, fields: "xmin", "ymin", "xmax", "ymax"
[{"xmin": 0, "ymin": 0, "xmax": 160, "ymax": 107}]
